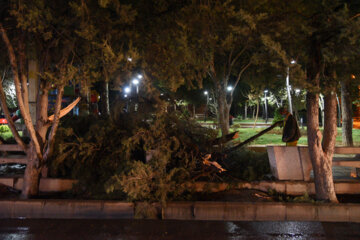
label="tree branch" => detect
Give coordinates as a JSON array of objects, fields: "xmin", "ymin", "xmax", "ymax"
[
  {"xmin": 230, "ymin": 45, "xmax": 248, "ymax": 69},
  {"xmin": 230, "ymin": 60, "xmax": 252, "ymax": 97},
  {"xmin": 0, "ymin": 23, "xmax": 42, "ymax": 160},
  {"xmin": 43, "ymin": 84, "xmax": 64, "ymax": 161},
  {"xmin": 18, "ymin": 38, "xmax": 30, "ymax": 112},
  {"xmin": 0, "ymin": 70, "xmax": 26, "ymax": 151}
]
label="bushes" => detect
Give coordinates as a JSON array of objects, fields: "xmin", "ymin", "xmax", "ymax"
[
  {"xmin": 50, "ymin": 109, "xmax": 271, "ymax": 202},
  {"xmin": 49, "ymin": 112, "xmax": 147, "ymax": 199},
  {"xmin": 50, "ymin": 111, "xmax": 217, "ymax": 201},
  {"xmin": 105, "ymin": 112, "xmax": 217, "ymax": 204}
]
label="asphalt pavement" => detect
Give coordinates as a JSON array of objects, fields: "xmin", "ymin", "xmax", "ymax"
[{"xmin": 1, "ymin": 219, "xmax": 360, "ymax": 240}]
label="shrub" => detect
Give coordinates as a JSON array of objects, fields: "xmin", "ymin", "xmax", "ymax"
[
  {"xmin": 0, "ymin": 125, "xmax": 11, "ymax": 133},
  {"xmin": 50, "ymin": 110, "xmax": 218, "ymax": 202},
  {"xmin": 105, "ymin": 111, "xmax": 218, "ymax": 204},
  {"xmin": 49, "ymin": 112, "xmax": 147, "ymax": 199}
]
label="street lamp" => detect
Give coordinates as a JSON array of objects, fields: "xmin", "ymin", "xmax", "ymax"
[
  {"xmin": 132, "ymin": 78, "xmax": 140, "ymax": 94},
  {"xmin": 204, "ymin": 91, "xmax": 209, "ymax": 122},
  {"xmin": 124, "ymin": 86, "xmax": 131, "ymax": 112},
  {"xmin": 286, "ymin": 60, "xmax": 296, "ymax": 114},
  {"xmin": 264, "ymin": 90, "xmax": 269, "ymax": 123},
  {"xmin": 124, "ymin": 86, "xmax": 131, "ymax": 94},
  {"xmin": 227, "ymin": 86, "xmax": 233, "ymax": 92}
]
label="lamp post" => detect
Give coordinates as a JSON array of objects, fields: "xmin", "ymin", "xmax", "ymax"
[
  {"xmin": 286, "ymin": 60, "xmax": 296, "ymax": 114},
  {"xmin": 264, "ymin": 89, "xmax": 268, "ymax": 123},
  {"xmin": 124, "ymin": 86, "xmax": 131, "ymax": 112},
  {"xmin": 132, "ymin": 78, "xmax": 139, "ymax": 94},
  {"xmin": 204, "ymin": 91, "xmax": 209, "ymax": 122}
]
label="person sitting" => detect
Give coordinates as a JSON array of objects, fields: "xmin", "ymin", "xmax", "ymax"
[{"xmin": 279, "ymin": 107, "xmax": 301, "ymax": 146}]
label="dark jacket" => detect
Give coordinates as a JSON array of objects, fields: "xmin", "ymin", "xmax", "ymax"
[{"xmin": 282, "ymin": 114, "xmax": 301, "ymax": 143}]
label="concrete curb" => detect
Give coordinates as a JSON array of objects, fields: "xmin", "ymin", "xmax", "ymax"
[
  {"xmin": 163, "ymin": 201, "xmax": 360, "ymax": 222},
  {"xmin": 0, "ymin": 178, "xmax": 77, "ymax": 192},
  {"xmin": 191, "ymin": 181, "xmax": 360, "ymax": 195},
  {"xmin": 0, "ymin": 200, "xmax": 133, "ymax": 219},
  {"xmin": 1, "ymin": 200, "xmax": 360, "ymax": 222},
  {"xmin": 1, "ymin": 178, "xmax": 360, "ymax": 195}
]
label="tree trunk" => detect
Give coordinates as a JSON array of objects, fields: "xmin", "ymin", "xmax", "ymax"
[
  {"xmin": 217, "ymin": 91, "xmax": 229, "ymax": 136},
  {"xmin": 253, "ymin": 99, "xmax": 259, "ymax": 129},
  {"xmin": 340, "ymin": 80, "xmax": 353, "ymax": 146},
  {"xmin": 244, "ymin": 102, "xmax": 247, "ymax": 119},
  {"xmin": 21, "ymin": 143, "xmax": 41, "ymax": 198},
  {"xmin": 306, "ymin": 92, "xmax": 338, "ymax": 202},
  {"xmin": 99, "ymin": 81, "xmax": 110, "ymax": 117},
  {"xmin": 319, "ymin": 95, "xmax": 325, "ymax": 127}
]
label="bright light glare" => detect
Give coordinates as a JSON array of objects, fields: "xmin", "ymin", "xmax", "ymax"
[
  {"xmin": 264, "ymin": 89, "xmax": 268, "ymax": 93},
  {"xmin": 137, "ymin": 74, "xmax": 143, "ymax": 79},
  {"xmin": 127, "ymin": 57, "xmax": 132, "ymax": 62},
  {"xmin": 291, "ymin": 60, "xmax": 296, "ymax": 64},
  {"xmin": 132, "ymin": 79, "xmax": 139, "ymax": 85},
  {"xmin": 295, "ymin": 89, "xmax": 301, "ymax": 93},
  {"xmin": 124, "ymin": 94, "xmax": 128, "ymax": 98},
  {"xmin": 227, "ymin": 86, "xmax": 233, "ymax": 91},
  {"xmin": 124, "ymin": 87, "xmax": 131, "ymax": 93},
  {"xmin": 204, "ymin": 91, "xmax": 208, "ymax": 95}
]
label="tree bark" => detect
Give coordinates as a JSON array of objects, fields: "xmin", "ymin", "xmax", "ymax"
[
  {"xmin": 217, "ymin": 90, "xmax": 229, "ymax": 136},
  {"xmin": 305, "ymin": 39, "xmax": 338, "ymax": 202},
  {"xmin": 244, "ymin": 102, "xmax": 247, "ymax": 119},
  {"xmin": 340, "ymin": 79, "xmax": 353, "ymax": 146},
  {"xmin": 306, "ymin": 92, "xmax": 338, "ymax": 202},
  {"xmin": 21, "ymin": 143, "xmax": 41, "ymax": 198},
  {"xmin": 253, "ymin": 99, "xmax": 259, "ymax": 129}
]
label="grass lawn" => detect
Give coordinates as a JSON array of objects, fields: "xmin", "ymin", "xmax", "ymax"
[{"xmin": 230, "ymin": 126, "xmax": 360, "ymax": 146}]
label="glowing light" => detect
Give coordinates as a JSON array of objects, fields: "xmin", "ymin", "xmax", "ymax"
[
  {"xmin": 124, "ymin": 87, "xmax": 131, "ymax": 93},
  {"xmin": 227, "ymin": 86, "xmax": 233, "ymax": 91},
  {"xmin": 204, "ymin": 91, "xmax": 208, "ymax": 95},
  {"xmin": 132, "ymin": 79, "xmax": 139, "ymax": 85}
]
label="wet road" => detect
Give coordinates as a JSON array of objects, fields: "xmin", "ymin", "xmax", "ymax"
[{"xmin": 1, "ymin": 219, "xmax": 360, "ymax": 240}]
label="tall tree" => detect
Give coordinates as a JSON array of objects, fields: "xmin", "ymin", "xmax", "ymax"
[
  {"xmin": 262, "ymin": 0, "xmax": 360, "ymax": 202},
  {"xmin": 178, "ymin": 1, "xmax": 269, "ymax": 136},
  {"xmin": 0, "ymin": 0, "xmax": 87, "ymax": 198}
]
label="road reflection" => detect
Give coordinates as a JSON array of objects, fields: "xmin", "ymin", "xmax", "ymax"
[{"xmin": 0, "ymin": 219, "xmax": 360, "ymax": 240}]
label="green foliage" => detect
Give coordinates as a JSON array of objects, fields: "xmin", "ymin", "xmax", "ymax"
[
  {"xmin": 272, "ymin": 108, "xmax": 284, "ymax": 125},
  {"xmin": 49, "ymin": 112, "xmax": 145, "ymax": 199},
  {"xmin": 51, "ymin": 110, "xmax": 217, "ymax": 202},
  {"xmin": 105, "ymin": 111, "xmax": 217, "ymax": 205},
  {"xmin": 268, "ymin": 189, "xmax": 318, "ymax": 204},
  {"xmin": 224, "ymin": 149, "xmax": 271, "ymax": 181},
  {"xmin": 134, "ymin": 202, "xmax": 158, "ymax": 219},
  {"xmin": 0, "ymin": 125, "xmax": 11, "ymax": 134}
]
